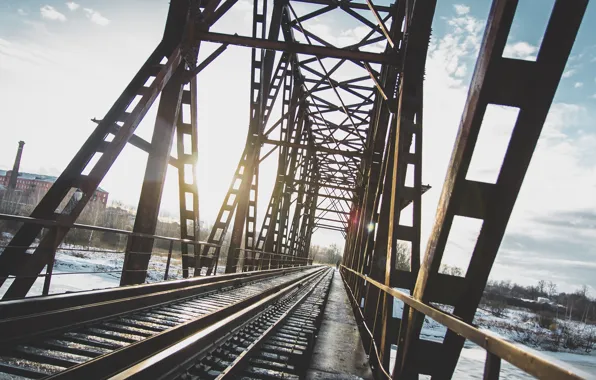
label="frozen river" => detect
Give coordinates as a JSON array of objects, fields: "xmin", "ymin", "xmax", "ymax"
[{"xmin": 455, "ymin": 341, "xmax": 596, "ymax": 379}]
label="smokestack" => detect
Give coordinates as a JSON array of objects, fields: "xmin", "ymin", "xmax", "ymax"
[{"xmin": 7, "ymin": 141, "xmax": 25, "ymax": 190}]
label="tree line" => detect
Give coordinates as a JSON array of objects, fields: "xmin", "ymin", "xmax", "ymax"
[
  {"xmin": 484, "ymin": 279, "xmax": 595, "ymax": 323},
  {"xmin": 314, "ymin": 240, "xmax": 594, "ymax": 325}
]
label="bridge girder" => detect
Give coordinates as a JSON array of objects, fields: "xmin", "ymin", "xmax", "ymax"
[{"xmin": 0, "ymin": 0, "xmax": 587, "ymax": 379}]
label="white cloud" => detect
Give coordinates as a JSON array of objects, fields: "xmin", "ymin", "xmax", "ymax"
[
  {"xmin": 21, "ymin": 19, "xmax": 52, "ymax": 36},
  {"xmin": 66, "ymin": 2, "xmax": 80, "ymax": 11},
  {"xmin": 503, "ymin": 41, "xmax": 537, "ymax": 61},
  {"xmin": 40, "ymin": 5, "xmax": 67, "ymax": 22},
  {"xmin": 574, "ymin": 82, "xmax": 583, "ymax": 88},
  {"xmin": 562, "ymin": 68, "xmax": 576, "ymax": 78},
  {"xmin": 84, "ymin": 8, "xmax": 110, "ymax": 26},
  {"xmin": 419, "ymin": 6, "xmax": 596, "ymax": 292},
  {"xmin": 235, "ymin": 0, "xmax": 252, "ymax": 12},
  {"xmin": 427, "ymin": 10, "xmax": 483, "ymax": 85},
  {"xmin": 454, "ymin": 4, "xmax": 470, "ymax": 15},
  {"xmin": 3, "ymin": 0, "xmax": 595, "ymax": 290},
  {"xmin": 17, "ymin": 9, "xmax": 28, "ymax": 16}
]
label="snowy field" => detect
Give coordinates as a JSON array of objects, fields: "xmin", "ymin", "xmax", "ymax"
[
  {"xmin": 388, "ymin": 292, "xmax": 596, "ymax": 379},
  {"xmin": 1, "ymin": 245, "xmax": 595, "ymax": 378},
  {"xmin": 0, "ymin": 243, "xmax": 225, "ymax": 298}
]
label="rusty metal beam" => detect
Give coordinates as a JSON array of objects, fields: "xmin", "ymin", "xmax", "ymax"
[
  {"xmin": 398, "ymin": 0, "xmax": 587, "ymax": 377},
  {"xmin": 95, "ymin": 120, "xmax": 180, "ymax": 167},
  {"xmin": 262, "ymin": 138, "xmax": 363, "ymax": 157},
  {"xmin": 195, "ymin": 31, "xmax": 398, "ymax": 64},
  {"xmin": 120, "ymin": 69, "xmax": 186, "ymax": 286}
]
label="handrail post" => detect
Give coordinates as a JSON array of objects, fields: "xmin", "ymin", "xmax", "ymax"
[
  {"xmin": 42, "ymin": 226, "xmax": 62, "ymax": 296},
  {"xmin": 211, "ymin": 243, "xmax": 218, "ymax": 275},
  {"xmin": 483, "ymin": 351, "xmax": 501, "ymax": 380},
  {"xmin": 164, "ymin": 240, "xmax": 174, "ymax": 280}
]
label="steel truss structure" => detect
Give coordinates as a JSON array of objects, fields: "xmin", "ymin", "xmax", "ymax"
[
  {"xmin": 0, "ymin": 0, "xmax": 419, "ymax": 296},
  {"xmin": 342, "ymin": 0, "xmax": 587, "ymax": 379},
  {"xmin": 0, "ymin": 0, "xmax": 587, "ymax": 377}
]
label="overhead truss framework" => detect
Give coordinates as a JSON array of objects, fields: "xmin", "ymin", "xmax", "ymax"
[
  {"xmin": 0, "ymin": 0, "xmax": 587, "ymax": 377},
  {"xmin": 0, "ymin": 0, "xmax": 414, "ymax": 296},
  {"xmin": 341, "ymin": 0, "xmax": 587, "ymax": 379}
]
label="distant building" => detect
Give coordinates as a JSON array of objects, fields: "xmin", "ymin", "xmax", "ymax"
[
  {"xmin": 537, "ymin": 297, "xmax": 552, "ymax": 305},
  {"xmin": 0, "ymin": 169, "xmax": 109, "ymax": 207},
  {"xmin": 0, "ymin": 140, "xmax": 109, "ymax": 210}
]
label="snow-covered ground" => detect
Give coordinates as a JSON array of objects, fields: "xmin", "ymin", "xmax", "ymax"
[
  {"xmin": 2, "ymin": 246, "xmax": 595, "ymax": 378},
  {"xmin": 0, "ymin": 244, "xmax": 225, "ymax": 298},
  {"xmin": 389, "ymin": 292, "xmax": 596, "ymax": 378}
]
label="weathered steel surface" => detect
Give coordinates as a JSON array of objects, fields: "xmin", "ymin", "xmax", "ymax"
[
  {"xmin": 121, "ymin": 68, "xmax": 186, "ymax": 286},
  {"xmin": 1, "ymin": 0, "xmax": 589, "ymax": 377}
]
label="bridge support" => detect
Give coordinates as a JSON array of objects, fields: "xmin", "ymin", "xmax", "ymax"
[
  {"xmin": 1, "ymin": 6, "xmax": 585, "ymax": 379},
  {"xmin": 396, "ymin": 1, "xmax": 587, "ymax": 378},
  {"xmin": 121, "ymin": 68, "xmax": 186, "ymax": 286},
  {"xmin": 341, "ymin": 0, "xmax": 587, "ymax": 379}
]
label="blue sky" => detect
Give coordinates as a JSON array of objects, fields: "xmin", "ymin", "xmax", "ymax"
[{"xmin": 0, "ymin": 0, "xmax": 595, "ymax": 292}]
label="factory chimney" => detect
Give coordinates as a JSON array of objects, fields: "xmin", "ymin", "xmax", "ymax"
[{"xmin": 7, "ymin": 141, "xmax": 25, "ymax": 190}]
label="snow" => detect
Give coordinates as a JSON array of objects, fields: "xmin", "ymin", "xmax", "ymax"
[
  {"xmin": 0, "ymin": 244, "xmax": 225, "ymax": 298},
  {"xmin": 2, "ymin": 246, "xmax": 595, "ymax": 378},
  {"xmin": 388, "ymin": 294, "xmax": 596, "ymax": 378}
]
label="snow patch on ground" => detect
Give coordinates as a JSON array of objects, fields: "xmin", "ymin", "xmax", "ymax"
[
  {"xmin": 389, "ymin": 293, "xmax": 596, "ymax": 378},
  {"xmin": 0, "ymin": 244, "xmax": 224, "ymax": 298},
  {"xmin": 2, "ymin": 246, "xmax": 595, "ymax": 378}
]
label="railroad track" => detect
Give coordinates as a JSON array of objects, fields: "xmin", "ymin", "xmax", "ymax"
[
  {"xmin": 183, "ymin": 269, "xmax": 332, "ymax": 379},
  {"xmin": 0, "ymin": 266, "xmax": 323, "ymax": 379},
  {"xmin": 113, "ymin": 267, "xmax": 333, "ymax": 380}
]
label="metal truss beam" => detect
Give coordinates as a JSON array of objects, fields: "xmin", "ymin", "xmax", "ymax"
[
  {"xmin": 397, "ymin": 1, "xmax": 587, "ymax": 378},
  {"xmin": 195, "ymin": 31, "xmax": 398, "ymax": 64}
]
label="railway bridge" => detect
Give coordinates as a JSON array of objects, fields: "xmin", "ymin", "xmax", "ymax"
[{"xmin": 0, "ymin": 0, "xmax": 590, "ymax": 378}]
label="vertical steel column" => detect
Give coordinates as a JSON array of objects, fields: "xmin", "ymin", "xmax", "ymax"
[
  {"xmin": 397, "ymin": 1, "xmax": 586, "ymax": 378},
  {"xmin": 122, "ymin": 1, "xmax": 207, "ymax": 283},
  {"xmin": 0, "ymin": 32, "xmax": 185, "ymax": 299},
  {"xmin": 272, "ymin": 67, "xmax": 297, "ymax": 257},
  {"xmin": 228, "ymin": 0, "xmax": 268, "ymax": 273},
  {"xmin": 200, "ymin": 0, "xmax": 284, "ymax": 274},
  {"xmin": 256, "ymin": 65, "xmax": 297, "ymax": 262},
  {"xmin": 121, "ymin": 66, "xmax": 186, "ymax": 285},
  {"xmin": 296, "ymin": 143, "xmax": 318, "ymax": 260},
  {"xmin": 361, "ymin": 121, "xmax": 396, "ymax": 359},
  {"xmin": 377, "ymin": 0, "xmax": 434, "ymax": 372},
  {"xmin": 179, "ymin": 74, "xmax": 201, "ymax": 277}
]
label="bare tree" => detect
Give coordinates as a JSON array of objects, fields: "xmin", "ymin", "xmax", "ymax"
[
  {"xmin": 395, "ymin": 243, "xmax": 410, "ymax": 271},
  {"xmin": 439, "ymin": 263, "xmax": 464, "ymax": 276},
  {"xmin": 309, "ymin": 244, "xmax": 323, "ymax": 263},
  {"xmin": 547, "ymin": 281, "xmax": 558, "ymax": 298},
  {"xmin": 309, "ymin": 243, "xmax": 342, "ymax": 265},
  {"xmin": 538, "ymin": 280, "xmax": 546, "ymax": 295}
]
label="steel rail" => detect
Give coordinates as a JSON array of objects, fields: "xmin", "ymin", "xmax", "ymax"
[
  {"xmin": 215, "ymin": 268, "xmax": 332, "ymax": 379},
  {"xmin": 341, "ymin": 266, "xmax": 585, "ymax": 380},
  {"xmin": 109, "ymin": 267, "xmax": 331, "ymax": 379},
  {"xmin": 45, "ymin": 267, "xmax": 328, "ymax": 379},
  {"xmin": 0, "ymin": 266, "xmax": 317, "ymax": 345},
  {"xmin": 0, "ymin": 266, "xmax": 310, "ymax": 320},
  {"xmin": 0, "ymin": 267, "xmax": 322, "ymax": 378}
]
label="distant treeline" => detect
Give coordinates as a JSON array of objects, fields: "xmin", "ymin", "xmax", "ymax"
[
  {"xmin": 0, "ymin": 198, "xmax": 217, "ymax": 256},
  {"xmin": 483, "ymin": 279, "xmax": 595, "ymax": 323}
]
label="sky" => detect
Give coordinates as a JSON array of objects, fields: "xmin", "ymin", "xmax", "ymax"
[{"xmin": 0, "ymin": 0, "xmax": 595, "ymax": 293}]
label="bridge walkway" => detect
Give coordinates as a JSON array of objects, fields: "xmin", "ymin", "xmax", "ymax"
[{"xmin": 307, "ymin": 269, "xmax": 373, "ymax": 380}]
